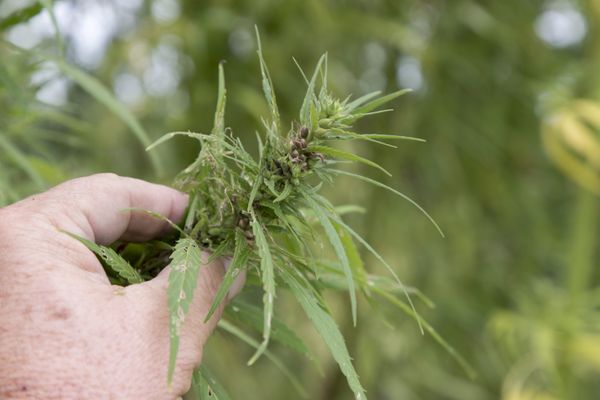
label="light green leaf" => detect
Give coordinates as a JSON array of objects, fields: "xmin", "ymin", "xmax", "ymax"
[
  {"xmin": 167, "ymin": 238, "xmax": 203, "ymax": 385},
  {"xmin": 303, "ymin": 193, "xmax": 357, "ymax": 326},
  {"xmin": 325, "ymin": 211, "xmax": 422, "ymax": 333},
  {"xmin": 213, "ymin": 62, "xmax": 227, "ymax": 137},
  {"xmin": 204, "ymin": 230, "xmax": 250, "ymax": 322},
  {"xmin": 0, "ymin": 3, "xmax": 43, "ymax": 31},
  {"xmin": 247, "ymin": 212, "xmax": 275, "ymax": 365},
  {"xmin": 309, "ymin": 144, "xmax": 391, "ymax": 176},
  {"xmin": 300, "ymin": 54, "xmax": 327, "ymax": 126},
  {"xmin": 334, "ymin": 222, "xmax": 369, "ymax": 294},
  {"xmin": 254, "ymin": 27, "xmax": 280, "ymax": 128},
  {"xmin": 273, "ymin": 181, "xmax": 292, "ymax": 202},
  {"xmin": 344, "ymin": 90, "xmax": 382, "ymax": 112},
  {"xmin": 192, "ymin": 365, "xmax": 232, "ymax": 400},
  {"xmin": 280, "ymin": 267, "xmax": 366, "ymax": 400},
  {"xmin": 352, "ymin": 88, "xmax": 412, "ymax": 115},
  {"xmin": 62, "ymin": 231, "xmax": 143, "ymax": 284},
  {"xmin": 146, "ymin": 131, "xmax": 211, "ymax": 152}
]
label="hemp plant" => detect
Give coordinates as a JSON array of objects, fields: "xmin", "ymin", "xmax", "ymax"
[{"xmin": 74, "ymin": 30, "xmax": 471, "ymax": 399}]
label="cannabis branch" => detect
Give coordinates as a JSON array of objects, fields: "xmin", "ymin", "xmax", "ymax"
[{"xmin": 72, "ymin": 30, "xmax": 471, "ymax": 400}]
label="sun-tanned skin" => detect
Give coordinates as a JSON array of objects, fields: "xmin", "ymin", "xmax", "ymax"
[{"xmin": 0, "ymin": 173, "xmax": 242, "ymax": 399}]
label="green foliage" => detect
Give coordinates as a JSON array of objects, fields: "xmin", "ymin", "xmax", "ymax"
[
  {"xmin": 5, "ymin": 1, "xmax": 600, "ymax": 398},
  {"xmin": 167, "ymin": 237, "xmax": 204, "ymax": 384},
  {"xmin": 191, "ymin": 365, "xmax": 232, "ymax": 400},
  {"xmin": 64, "ymin": 232, "xmax": 143, "ymax": 284},
  {"xmin": 144, "ymin": 36, "xmax": 447, "ymax": 398}
]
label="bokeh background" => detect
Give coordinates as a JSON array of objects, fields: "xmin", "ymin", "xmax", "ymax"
[{"xmin": 2, "ymin": 0, "xmax": 600, "ymax": 399}]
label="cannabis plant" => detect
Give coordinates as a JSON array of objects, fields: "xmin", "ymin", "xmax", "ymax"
[{"xmin": 73, "ymin": 30, "xmax": 470, "ymax": 399}]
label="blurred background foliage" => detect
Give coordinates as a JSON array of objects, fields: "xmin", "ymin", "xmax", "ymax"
[{"xmin": 2, "ymin": 0, "xmax": 600, "ymax": 399}]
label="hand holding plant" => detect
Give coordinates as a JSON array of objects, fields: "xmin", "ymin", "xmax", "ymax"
[{"xmin": 0, "ymin": 174, "xmax": 239, "ymax": 399}]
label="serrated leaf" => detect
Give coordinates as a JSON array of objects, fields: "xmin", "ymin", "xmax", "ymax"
[
  {"xmin": 247, "ymin": 212, "xmax": 275, "ymax": 365},
  {"xmin": 204, "ymin": 230, "xmax": 250, "ymax": 322},
  {"xmin": 328, "ymin": 169, "xmax": 444, "ymax": 237},
  {"xmin": 63, "ymin": 231, "xmax": 143, "ymax": 284},
  {"xmin": 309, "ymin": 144, "xmax": 392, "ymax": 177},
  {"xmin": 167, "ymin": 238, "xmax": 203, "ymax": 385},
  {"xmin": 279, "ymin": 267, "xmax": 366, "ymax": 400},
  {"xmin": 303, "ymin": 193, "xmax": 357, "ymax": 326},
  {"xmin": 122, "ymin": 207, "xmax": 184, "ymax": 235}
]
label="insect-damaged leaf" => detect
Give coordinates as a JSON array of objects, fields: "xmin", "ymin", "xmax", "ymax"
[
  {"xmin": 247, "ymin": 212, "xmax": 276, "ymax": 365},
  {"xmin": 63, "ymin": 231, "xmax": 143, "ymax": 284},
  {"xmin": 167, "ymin": 238, "xmax": 203, "ymax": 385}
]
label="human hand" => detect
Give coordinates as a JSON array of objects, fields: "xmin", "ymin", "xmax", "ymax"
[{"xmin": 0, "ymin": 173, "xmax": 241, "ymax": 399}]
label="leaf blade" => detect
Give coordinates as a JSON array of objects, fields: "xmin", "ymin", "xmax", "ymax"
[{"xmin": 167, "ymin": 238, "xmax": 203, "ymax": 385}]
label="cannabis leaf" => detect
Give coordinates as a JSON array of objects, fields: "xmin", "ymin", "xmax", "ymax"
[
  {"xmin": 63, "ymin": 231, "xmax": 143, "ymax": 284},
  {"xmin": 167, "ymin": 237, "xmax": 204, "ymax": 385}
]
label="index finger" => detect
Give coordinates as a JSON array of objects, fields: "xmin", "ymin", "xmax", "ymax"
[{"xmin": 27, "ymin": 173, "xmax": 188, "ymax": 245}]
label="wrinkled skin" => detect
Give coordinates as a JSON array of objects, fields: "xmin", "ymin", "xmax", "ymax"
[{"xmin": 0, "ymin": 174, "xmax": 242, "ymax": 399}]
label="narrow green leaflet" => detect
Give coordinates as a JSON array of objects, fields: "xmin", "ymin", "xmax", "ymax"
[
  {"xmin": 204, "ymin": 230, "xmax": 250, "ymax": 322},
  {"xmin": 63, "ymin": 231, "xmax": 143, "ymax": 284},
  {"xmin": 192, "ymin": 368, "xmax": 210, "ymax": 400},
  {"xmin": 146, "ymin": 131, "xmax": 211, "ymax": 152},
  {"xmin": 300, "ymin": 54, "xmax": 327, "ymax": 126},
  {"xmin": 280, "ymin": 267, "xmax": 366, "ymax": 400},
  {"xmin": 213, "ymin": 63, "xmax": 227, "ymax": 137},
  {"xmin": 167, "ymin": 238, "xmax": 203, "ymax": 385},
  {"xmin": 0, "ymin": 3, "xmax": 43, "ymax": 31},
  {"xmin": 344, "ymin": 90, "xmax": 382, "ymax": 112},
  {"xmin": 327, "ymin": 169, "xmax": 444, "ymax": 237},
  {"xmin": 351, "ymin": 88, "xmax": 412, "ymax": 115},
  {"xmin": 325, "ymin": 211, "xmax": 423, "ymax": 334},
  {"xmin": 192, "ymin": 365, "xmax": 232, "ymax": 400},
  {"xmin": 309, "ymin": 145, "xmax": 392, "ymax": 177},
  {"xmin": 334, "ymin": 222, "xmax": 369, "ymax": 294},
  {"xmin": 254, "ymin": 27, "xmax": 280, "ymax": 128},
  {"xmin": 53, "ymin": 61, "xmax": 164, "ymax": 176},
  {"xmin": 226, "ymin": 299, "xmax": 315, "ymax": 361},
  {"xmin": 303, "ymin": 193, "xmax": 357, "ymax": 326},
  {"xmin": 247, "ymin": 213, "xmax": 275, "ymax": 365},
  {"xmin": 218, "ymin": 320, "xmax": 308, "ymax": 398}
]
